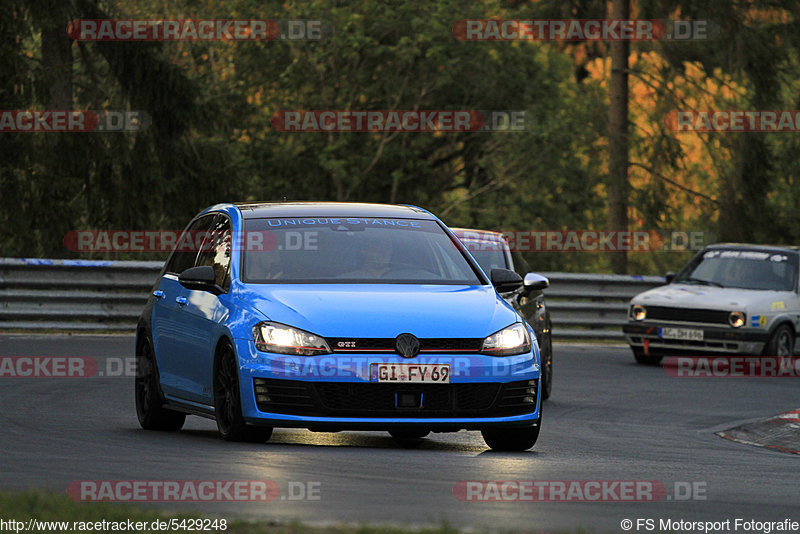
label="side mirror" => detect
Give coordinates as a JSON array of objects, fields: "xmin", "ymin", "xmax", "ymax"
[
  {"xmin": 523, "ymin": 272, "xmax": 550, "ymax": 293},
  {"xmin": 665, "ymin": 272, "xmax": 675, "ymax": 284},
  {"xmin": 178, "ymin": 265, "xmax": 218, "ymax": 293},
  {"xmin": 490, "ymin": 268, "xmax": 523, "ymax": 293}
]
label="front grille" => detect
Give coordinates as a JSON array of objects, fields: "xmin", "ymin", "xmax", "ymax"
[
  {"xmin": 327, "ymin": 337, "xmax": 483, "ymax": 353},
  {"xmin": 314, "ymin": 382, "xmax": 499, "ymax": 413},
  {"xmin": 643, "ymin": 306, "xmax": 732, "ymax": 325},
  {"xmin": 253, "ymin": 378, "xmax": 537, "ymax": 418}
]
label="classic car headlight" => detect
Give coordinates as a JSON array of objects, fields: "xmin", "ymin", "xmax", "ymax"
[
  {"xmin": 631, "ymin": 304, "xmax": 647, "ymax": 321},
  {"xmin": 481, "ymin": 323, "xmax": 531, "ymax": 356},
  {"xmin": 253, "ymin": 322, "xmax": 331, "ymax": 356},
  {"xmin": 728, "ymin": 311, "xmax": 745, "ymax": 328}
]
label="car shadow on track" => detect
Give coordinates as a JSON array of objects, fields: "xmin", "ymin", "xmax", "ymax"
[
  {"xmin": 129, "ymin": 426, "xmax": 489, "ymax": 452},
  {"xmin": 255, "ymin": 429, "xmax": 487, "ymax": 452}
]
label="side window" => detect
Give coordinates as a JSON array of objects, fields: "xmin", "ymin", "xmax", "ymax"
[
  {"xmin": 194, "ymin": 214, "xmax": 232, "ymax": 291},
  {"xmin": 511, "ymin": 250, "xmax": 531, "ymax": 277},
  {"xmin": 165, "ymin": 215, "xmax": 215, "ymax": 275}
]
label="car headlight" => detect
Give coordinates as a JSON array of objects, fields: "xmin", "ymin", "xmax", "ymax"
[
  {"xmin": 631, "ymin": 304, "xmax": 647, "ymax": 321},
  {"xmin": 729, "ymin": 311, "xmax": 745, "ymax": 328},
  {"xmin": 253, "ymin": 322, "xmax": 331, "ymax": 356},
  {"xmin": 481, "ymin": 323, "xmax": 531, "ymax": 356}
]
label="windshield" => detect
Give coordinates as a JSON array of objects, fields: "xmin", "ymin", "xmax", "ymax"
[
  {"xmin": 241, "ymin": 217, "xmax": 483, "ymax": 284},
  {"xmin": 675, "ymin": 249, "xmax": 798, "ymax": 291},
  {"xmin": 457, "ymin": 238, "xmax": 509, "ymax": 274}
]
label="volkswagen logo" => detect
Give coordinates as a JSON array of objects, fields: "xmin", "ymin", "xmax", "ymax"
[{"xmin": 395, "ymin": 333, "xmax": 420, "ymax": 358}]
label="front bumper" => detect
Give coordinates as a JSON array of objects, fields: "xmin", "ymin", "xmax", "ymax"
[
  {"xmin": 233, "ymin": 338, "xmax": 541, "ymax": 430},
  {"xmin": 623, "ymin": 322, "xmax": 770, "ymax": 355}
]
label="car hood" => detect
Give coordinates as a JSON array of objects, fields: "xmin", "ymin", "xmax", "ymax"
[
  {"xmin": 632, "ymin": 283, "xmax": 793, "ymax": 311},
  {"xmin": 237, "ymin": 284, "xmax": 519, "ymax": 338}
]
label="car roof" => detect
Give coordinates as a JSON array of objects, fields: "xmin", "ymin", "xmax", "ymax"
[
  {"xmin": 450, "ymin": 227, "xmax": 506, "ymax": 240},
  {"xmin": 705, "ymin": 243, "xmax": 800, "ymax": 254},
  {"xmin": 231, "ymin": 201, "xmax": 434, "ymax": 220}
]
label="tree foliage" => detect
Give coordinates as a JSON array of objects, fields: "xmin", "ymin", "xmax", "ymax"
[{"xmin": 2, "ymin": 0, "xmax": 799, "ymax": 274}]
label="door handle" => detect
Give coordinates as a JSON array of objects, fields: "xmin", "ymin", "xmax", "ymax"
[
  {"xmin": 175, "ymin": 296, "xmax": 188, "ymax": 306},
  {"xmin": 152, "ymin": 290, "xmax": 165, "ymax": 299}
]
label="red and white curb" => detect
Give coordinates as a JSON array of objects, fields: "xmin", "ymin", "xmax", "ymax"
[{"xmin": 716, "ymin": 409, "xmax": 800, "ymax": 455}]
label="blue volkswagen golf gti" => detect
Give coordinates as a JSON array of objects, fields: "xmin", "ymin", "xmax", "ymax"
[{"xmin": 135, "ymin": 202, "xmax": 542, "ymax": 451}]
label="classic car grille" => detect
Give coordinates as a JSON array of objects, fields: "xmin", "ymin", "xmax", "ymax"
[
  {"xmin": 253, "ymin": 378, "xmax": 537, "ymax": 418},
  {"xmin": 642, "ymin": 306, "xmax": 732, "ymax": 325},
  {"xmin": 326, "ymin": 337, "xmax": 483, "ymax": 353}
]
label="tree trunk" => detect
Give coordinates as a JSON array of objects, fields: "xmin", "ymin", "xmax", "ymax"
[
  {"xmin": 31, "ymin": 0, "xmax": 76, "ymax": 256},
  {"xmin": 607, "ymin": 0, "xmax": 630, "ymax": 273},
  {"xmin": 40, "ymin": 3, "xmax": 73, "ymax": 109}
]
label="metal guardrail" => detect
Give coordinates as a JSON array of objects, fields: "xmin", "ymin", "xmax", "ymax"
[
  {"xmin": 0, "ymin": 258, "xmax": 162, "ymax": 332},
  {"xmin": 0, "ymin": 258, "xmax": 665, "ymax": 340},
  {"xmin": 539, "ymin": 272, "xmax": 665, "ymax": 339}
]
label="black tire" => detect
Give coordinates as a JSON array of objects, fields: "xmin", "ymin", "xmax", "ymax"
[
  {"xmin": 763, "ymin": 324, "xmax": 794, "ymax": 357},
  {"xmin": 540, "ymin": 333, "xmax": 553, "ymax": 400},
  {"xmin": 135, "ymin": 336, "xmax": 186, "ymax": 431},
  {"xmin": 633, "ymin": 347, "xmax": 663, "ymax": 365},
  {"xmin": 389, "ymin": 430, "xmax": 430, "ymax": 440},
  {"xmin": 482, "ymin": 421, "xmax": 540, "ymax": 452},
  {"xmin": 214, "ymin": 341, "xmax": 273, "ymax": 443}
]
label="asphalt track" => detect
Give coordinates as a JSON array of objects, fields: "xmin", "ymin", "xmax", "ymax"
[{"xmin": 1, "ymin": 335, "xmax": 798, "ymax": 532}]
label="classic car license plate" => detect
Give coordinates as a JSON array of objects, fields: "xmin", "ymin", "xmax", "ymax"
[
  {"xmin": 658, "ymin": 327, "xmax": 704, "ymax": 341},
  {"xmin": 369, "ymin": 363, "xmax": 450, "ymax": 383}
]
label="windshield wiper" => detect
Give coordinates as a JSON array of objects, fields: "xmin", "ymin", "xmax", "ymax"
[{"xmin": 682, "ymin": 277, "xmax": 724, "ymax": 288}]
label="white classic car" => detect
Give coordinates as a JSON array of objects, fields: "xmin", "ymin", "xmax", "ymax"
[{"xmin": 623, "ymin": 244, "xmax": 800, "ymax": 364}]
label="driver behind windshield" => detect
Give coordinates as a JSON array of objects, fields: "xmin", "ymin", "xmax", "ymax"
[{"xmin": 356, "ymin": 235, "xmax": 394, "ymax": 278}]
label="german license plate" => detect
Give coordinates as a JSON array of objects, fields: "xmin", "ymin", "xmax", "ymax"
[
  {"xmin": 658, "ymin": 327, "xmax": 704, "ymax": 341},
  {"xmin": 369, "ymin": 363, "xmax": 450, "ymax": 383}
]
